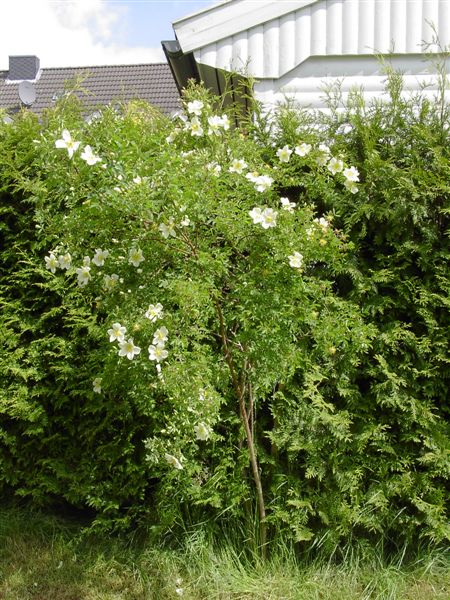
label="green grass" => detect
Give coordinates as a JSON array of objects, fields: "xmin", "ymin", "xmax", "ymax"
[{"xmin": 0, "ymin": 507, "xmax": 448, "ymax": 599}]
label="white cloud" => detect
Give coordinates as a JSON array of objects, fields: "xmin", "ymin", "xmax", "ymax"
[
  {"xmin": 52, "ymin": 0, "xmax": 120, "ymax": 40},
  {"xmin": 0, "ymin": 0, "xmax": 165, "ymax": 70}
]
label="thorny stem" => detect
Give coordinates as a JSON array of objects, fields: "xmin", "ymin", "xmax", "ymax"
[
  {"xmin": 248, "ymin": 377, "xmax": 255, "ymax": 442},
  {"xmin": 178, "ymin": 229, "xmax": 198, "ymax": 258},
  {"xmin": 215, "ymin": 300, "xmax": 267, "ymax": 557},
  {"xmin": 179, "ymin": 230, "xmax": 267, "ymax": 553}
]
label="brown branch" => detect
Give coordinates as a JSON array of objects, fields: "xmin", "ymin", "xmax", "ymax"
[
  {"xmin": 178, "ymin": 229, "xmax": 198, "ymax": 258},
  {"xmin": 215, "ymin": 300, "xmax": 267, "ymax": 556},
  {"xmin": 248, "ymin": 378, "xmax": 255, "ymax": 443}
]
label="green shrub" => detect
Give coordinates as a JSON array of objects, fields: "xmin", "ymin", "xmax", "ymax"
[{"xmin": 0, "ymin": 77, "xmax": 448, "ymax": 553}]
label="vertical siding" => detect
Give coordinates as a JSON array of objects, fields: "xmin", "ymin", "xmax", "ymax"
[
  {"xmin": 216, "ymin": 38, "xmax": 233, "ymax": 69},
  {"xmin": 311, "ymin": 0, "xmax": 327, "ymax": 55},
  {"xmin": 197, "ymin": 44, "xmax": 217, "ymax": 69},
  {"xmin": 192, "ymin": 1, "xmax": 450, "ymax": 79},
  {"xmin": 327, "ymin": 0, "xmax": 342, "ymax": 55},
  {"xmin": 423, "ymin": 0, "xmax": 440, "ymax": 51},
  {"xmin": 342, "ymin": 0, "xmax": 358, "ymax": 54},
  {"xmin": 263, "ymin": 20, "xmax": 280, "ymax": 76},
  {"xmin": 374, "ymin": 0, "xmax": 391, "ymax": 52},
  {"xmin": 391, "ymin": 0, "xmax": 407, "ymax": 53},
  {"xmin": 358, "ymin": 0, "xmax": 374, "ymax": 54},
  {"xmin": 406, "ymin": 0, "xmax": 423, "ymax": 53},
  {"xmin": 247, "ymin": 25, "xmax": 264, "ymax": 74},
  {"xmin": 439, "ymin": 0, "xmax": 450, "ymax": 47},
  {"xmin": 279, "ymin": 13, "xmax": 296, "ymax": 75},
  {"xmin": 232, "ymin": 31, "xmax": 248, "ymax": 71},
  {"xmin": 295, "ymin": 7, "xmax": 311, "ymax": 65}
]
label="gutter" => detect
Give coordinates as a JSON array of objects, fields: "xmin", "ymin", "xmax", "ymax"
[{"xmin": 161, "ymin": 40, "xmax": 200, "ymax": 96}]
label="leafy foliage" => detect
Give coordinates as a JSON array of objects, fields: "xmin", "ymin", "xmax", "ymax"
[{"xmin": 0, "ymin": 76, "xmax": 448, "ymax": 552}]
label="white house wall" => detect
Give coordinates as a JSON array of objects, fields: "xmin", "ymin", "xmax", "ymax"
[
  {"xmin": 174, "ymin": 0, "xmax": 314, "ymax": 54},
  {"xmin": 180, "ymin": 0, "xmax": 450, "ymax": 79},
  {"xmin": 254, "ymin": 54, "xmax": 450, "ymax": 110}
]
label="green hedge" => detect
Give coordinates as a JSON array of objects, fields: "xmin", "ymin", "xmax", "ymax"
[{"xmin": 0, "ymin": 76, "xmax": 448, "ymax": 551}]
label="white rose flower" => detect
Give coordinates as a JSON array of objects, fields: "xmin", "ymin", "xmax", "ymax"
[
  {"xmin": 55, "ymin": 129, "xmax": 80, "ymax": 158},
  {"xmin": 145, "ymin": 303, "xmax": 163, "ymax": 322},
  {"xmin": 187, "ymin": 100, "xmax": 204, "ymax": 116},
  {"xmin": 45, "ymin": 253, "xmax": 59, "ymax": 273},
  {"xmin": 294, "ymin": 143, "xmax": 312, "ymax": 157},
  {"xmin": 165, "ymin": 453, "xmax": 183, "ymax": 470},
  {"xmin": 93, "ymin": 377, "xmax": 102, "ymax": 393},
  {"xmin": 260, "ymin": 207, "xmax": 278, "ymax": 229},
  {"xmin": 343, "ymin": 166, "xmax": 360, "ymax": 182},
  {"xmin": 288, "ymin": 251, "xmax": 304, "ymax": 269},
  {"xmin": 280, "ymin": 197, "xmax": 296, "ymax": 213},
  {"xmin": 118, "ymin": 338, "xmax": 141, "ymax": 360},
  {"xmin": 314, "ymin": 217, "xmax": 330, "ymax": 232},
  {"xmin": 245, "ymin": 171, "xmax": 259, "ymax": 183},
  {"xmin": 207, "ymin": 115, "xmax": 223, "ymax": 136},
  {"xmin": 254, "ymin": 175, "xmax": 273, "ymax": 193},
  {"xmin": 206, "ymin": 162, "xmax": 222, "ymax": 176},
  {"xmin": 276, "ymin": 145, "xmax": 292, "ymax": 163},
  {"xmin": 148, "ymin": 343, "xmax": 169, "ymax": 363},
  {"xmin": 188, "ymin": 116, "xmax": 204, "ymax": 137},
  {"xmin": 58, "ymin": 253, "xmax": 72, "ymax": 270},
  {"xmin": 76, "ymin": 265, "xmax": 91, "ymax": 287},
  {"xmin": 80, "ymin": 145, "xmax": 101, "ymax": 165},
  {"xmin": 152, "ymin": 326, "xmax": 168, "ymax": 345},
  {"xmin": 107, "ymin": 322, "xmax": 126, "ymax": 343},
  {"xmin": 92, "ymin": 248, "xmax": 109, "ymax": 267},
  {"xmin": 194, "ymin": 422, "xmax": 211, "ymax": 441},
  {"xmin": 128, "ymin": 247, "xmax": 144, "ymax": 267},
  {"xmin": 229, "ymin": 158, "xmax": 248, "ymax": 174},
  {"xmin": 249, "ymin": 207, "xmax": 264, "ymax": 224},
  {"xmin": 315, "ymin": 144, "xmax": 331, "ymax": 166},
  {"xmin": 159, "ymin": 219, "xmax": 176, "ymax": 239},
  {"xmin": 344, "ymin": 179, "xmax": 359, "ymax": 194},
  {"xmin": 327, "ymin": 156, "xmax": 344, "ymax": 175}
]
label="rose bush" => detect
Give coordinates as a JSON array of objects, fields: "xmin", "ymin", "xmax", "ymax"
[{"xmin": 0, "ymin": 76, "xmax": 448, "ymax": 551}]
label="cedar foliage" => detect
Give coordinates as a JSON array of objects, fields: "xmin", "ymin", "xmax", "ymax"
[{"xmin": 0, "ymin": 72, "xmax": 448, "ymax": 553}]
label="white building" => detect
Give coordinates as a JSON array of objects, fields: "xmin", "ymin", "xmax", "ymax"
[{"xmin": 163, "ymin": 0, "xmax": 450, "ymax": 111}]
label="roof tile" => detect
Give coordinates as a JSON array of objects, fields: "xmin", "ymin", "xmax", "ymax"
[{"xmin": 0, "ymin": 63, "xmax": 181, "ymax": 116}]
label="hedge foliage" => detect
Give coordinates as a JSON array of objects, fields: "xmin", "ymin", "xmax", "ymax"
[{"xmin": 0, "ymin": 73, "xmax": 448, "ymax": 551}]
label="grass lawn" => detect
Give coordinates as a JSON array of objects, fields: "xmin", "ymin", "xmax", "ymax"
[{"xmin": 0, "ymin": 507, "xmax": 448, "ymax": 599}]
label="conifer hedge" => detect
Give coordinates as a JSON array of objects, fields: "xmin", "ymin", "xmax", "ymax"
[{"xmin": 0, "ymin": 76, "xmax": 448, "ymax": 552}]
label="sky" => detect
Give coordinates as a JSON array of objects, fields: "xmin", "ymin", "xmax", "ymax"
[{"xmin": 0, "ymin": 0, "xmax": 216, "ymax": 70}]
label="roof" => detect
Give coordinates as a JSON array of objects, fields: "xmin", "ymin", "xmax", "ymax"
[{"xmin": 0, "ymin": 63, "xmax": 181, "ymax": 116}]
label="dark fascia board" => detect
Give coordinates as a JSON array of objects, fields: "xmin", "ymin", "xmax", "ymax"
[
  {"xmin": 162, "ymin": 38, "xmax": 251, "ymax": 123},
  {"xmin": 161, "ymin": 40, "xmax": 200, "ymax": 95}
]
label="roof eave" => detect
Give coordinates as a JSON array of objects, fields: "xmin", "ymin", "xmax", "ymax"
[{"xmin": 173, "ymin": 0, "xmax": 316, "ymax": 53}]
